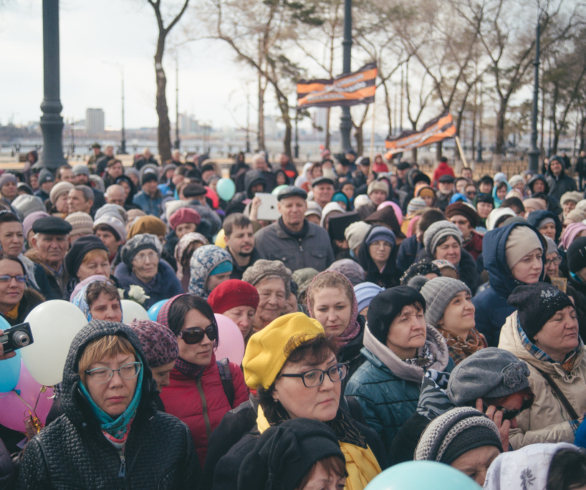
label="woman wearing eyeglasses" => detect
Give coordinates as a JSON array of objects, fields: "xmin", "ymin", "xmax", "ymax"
[
  {"xmin": 114, "ymin": 233, "xmax": 183, "ymax": 309},
  {"xmin": 0, "ymin": 251, "xmax": 43, "ymax": 326},
  {"xmin": 357, "ymin": 226, "xmax": 400, "ymax": 289},
  {"xmin": 16, "ymin": 320, "xmax": 200, "ymax": 489},
  {"xmin": 156, "ymin": 294, "xmax": 249, "ymax": 469},
  {"xmin": 209, "ymin": 312, "xmax": 386, "ymax": 490}
]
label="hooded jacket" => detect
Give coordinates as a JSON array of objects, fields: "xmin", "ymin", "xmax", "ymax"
[
  {"xmin": 345, "ymin": 324, "xmax": 453, "ymax": 451},
  {"xmin": 546, "ymin": 159, "xmax": 577, "ymax": 201},
  {"xmin": 472, "ymin": 222, "xmax": 546, "ymax": 347},
  {"xmin": 526, "ymin": 209, "xmax": 562, "ymax": 243},
  {"xmin": 357, "ymin": 228, "xmax": 401, "ymax": 289},
  {"xmin": 15, "ymin": 320, "xmax": 199, "ymax": 490},
  {"xmin": 499, "ymin": 311, "xmax": 586, "ymax": 449}
]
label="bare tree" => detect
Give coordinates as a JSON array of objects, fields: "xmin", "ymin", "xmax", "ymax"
[{"xmin": 147, "ymin": 0, "xmax": 191, "ymax": 162}]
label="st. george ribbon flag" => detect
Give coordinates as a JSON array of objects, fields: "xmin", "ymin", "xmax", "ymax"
[
  {"xmin": 296, "ymin": 63, "xmax": 377, "ymax": 109},
  {"xmin": 384, "ymin": 110, "xmax": 457, "ymax": 157}
]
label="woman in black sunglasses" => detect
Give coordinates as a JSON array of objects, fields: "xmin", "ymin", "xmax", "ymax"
[{"xmin": 157, "ymin": 294, "xmax": 249, "ymax": 469}]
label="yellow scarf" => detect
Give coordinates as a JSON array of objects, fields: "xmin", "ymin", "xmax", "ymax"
[
  {"xmin": 3, "ymin": 303, "xmax": 19, "ymax": 320},
  {"xmin": 257, "ymin": 406, "xmax": 381, "ymax": 490}
]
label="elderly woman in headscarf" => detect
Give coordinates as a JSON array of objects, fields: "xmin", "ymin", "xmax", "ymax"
[
  {"xmin": 72, "ymin": 277, "xmax": 123, "ymax": 323},
  {"xmin": 127, "ymin": 215, "xmax": 177, "ymax": 270},
  {"xmin": 174, "ymin": 232, "xmax": 208, "ymax": 292},
  {"xmin": 114, "ymin": 233, "xmax": 183, "ymax": 308},
  {"xmin": 188, "ymin": 244, "xmax": 233, "ymax": 299}
]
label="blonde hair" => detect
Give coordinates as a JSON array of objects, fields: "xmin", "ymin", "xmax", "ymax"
[
  {"xmin": 82, "ymin": 248, "xmax": 109, "ymax": 265},
  {"xmin": 307, "ymin": 271, "xmax": 354, "ymax": 311},
  {"xmin": 78, "ymin": 335, "xmax": 136, "ymax": 385}
]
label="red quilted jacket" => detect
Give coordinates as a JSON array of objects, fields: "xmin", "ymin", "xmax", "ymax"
[{"xmin": 160, "ymin": 354, "xmax": 249, "ymax": 468}]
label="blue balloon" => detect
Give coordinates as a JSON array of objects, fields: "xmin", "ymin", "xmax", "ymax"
[
  {"xmin": 148, "ymin": 299, "xmax": 169, "ymax": 321},
  {"xmin": 0, "ymin": 350, "xmax": 21, "ymax": 393},
  {"xmin": 365, "ymin": 461, "xmax": 481, "ymax": 490},
  {"xmin": 0, "ymin": 314, "xmax": 11, "ymax": 331},
  {"xmin": 216, "ymin": 178, "xmax": 236, "ymax": 201}
]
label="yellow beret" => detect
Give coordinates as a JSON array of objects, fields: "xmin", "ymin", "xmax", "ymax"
[{"xmin": 243, "ymin": 312, "xmax": 325, "ymax": 390}]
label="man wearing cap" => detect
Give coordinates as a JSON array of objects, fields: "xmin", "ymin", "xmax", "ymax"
[
  {"xmin": 311, "ymin": 176, "xmax": 335, "ymax": 209},
  {"xmin": 34, "ymin": 169, "xmax": 55, "ymax": 202},
  {"xmin": 132, "ymin": 170, "xmax": 163, "ymax": 215},
  {"xmin": 86, "ymin": 143, "xmax": 104, "ymax": 173},
  {"xmin": 68, "ymin": 185, "xmax": 94, "ymax": 216},
  {"xmin": 436, "ymin": 174, "xmax": 455, "ymax": 212},
  {"xmin": 26, "ymin": 216, "xmax": 72, "ymax": 299},
  {"xmin": 134, "ymin": 147, "xmax": 159, "ymax": 171},
  {"xmin": 445, "ymin": 202, "xmax": 484, "ymax": 260},
  {"xmin": 394, "ymin": 161, "xmax": 410, "ymax": 190},
  {"xmin": 183, "ymin": 183, "xmax": 208, "ymax": 207},
  {"xmin": 333, "ymin": 158, "xmax": 352, "ymax": 186},
  {"xmin": 72, "ymin": 165, "xmax": 106, "ymax": 211},
  {"xmin": 254, "ymin": 186, "xmax": 334, "ymax": 272},
  {"xmin": 0, "ymin": 173, "xmax": 18, "ymax": 204}
]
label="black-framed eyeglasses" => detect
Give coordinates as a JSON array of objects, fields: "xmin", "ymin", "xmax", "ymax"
[
  {"xmin": 466, "ymin": 191, "xmax": 477, "ymax": 196},
  {"xmin": 279, "ymin": 363, "xmax": 348, "ymax": 388},
  {"xmin": 178, "ymin": 325, "xmax": 217, "ymax": 344},
  {"xmin": 545, "ymin": 256, "xmax": 562, "ymax": 267},
  {"xmin": 0, "ymin": 275, "xmax": 26, "ymax": 283},
  {"xmin": 85, "ymin": 362, "xmax": 142, "ymax": 384}
]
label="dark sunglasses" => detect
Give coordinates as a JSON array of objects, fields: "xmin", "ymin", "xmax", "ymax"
[
  {"xmin": 178, "ymin": 325, "xmax": 217, "ymax": 344},
  {"xmin": 482, "ymin": 396, "xmax": 534, "ymax": 421}
]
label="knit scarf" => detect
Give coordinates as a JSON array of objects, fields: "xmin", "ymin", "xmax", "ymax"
[
  {"xmin": 79, "ymin": 366, "xmax": 143, "ymax": 449},
  {"xmin": 278, "ymin": 217, "xmax": 309, "ymax": 240},
  {"xmin": 402, "ymin": 344, "xmax": 435, "ymax": 369},
  {"xmin": 174, "ymin": 357, "xmax": 207, "ymax": 378},
  {"xmin": 438, "ymin": 327, "xmax": 487, "ymax": 365},
  {"xmin": 517, "ymin": 318, "xmax": 582, "ymax": 373},
  {"xmin": 257, "ymin": 405, "xmax": 381, "ymax": 490}
]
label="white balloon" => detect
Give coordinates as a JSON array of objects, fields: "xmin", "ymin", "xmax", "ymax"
[
  {"xmin": 21, "ymin": 300, "xmax": 89, "ymax": 386},
  {"xmin": 121, "ymin": 300, "xmax": 150, "ymax": 324}
]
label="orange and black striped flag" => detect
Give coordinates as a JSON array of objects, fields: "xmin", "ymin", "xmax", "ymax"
[
  {"xmin": 385, "ymin": 110, "xmax": 456, "ymax": 158},
  {"xmin": 297, "ymin": 63, "xmax": 377, "ymax": 109}
]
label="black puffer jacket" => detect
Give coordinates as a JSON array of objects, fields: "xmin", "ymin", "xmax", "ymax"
[{"xmin": 16, "ymin": 320, "xmax": 200, "ymax": 490}]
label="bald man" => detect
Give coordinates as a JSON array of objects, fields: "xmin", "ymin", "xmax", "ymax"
[{"xmin": 105, "ymin": 184, "xmax": 126, "ymax": 207}]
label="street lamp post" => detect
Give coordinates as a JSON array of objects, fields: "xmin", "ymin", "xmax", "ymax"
[
  {"xmin": 174, "ymin": 57, "xmax": 180, "ymax": 150},
  {"xmin": 120, "ymin": 67, "xmax": 127, "ymax": 154},
  {"xmin": 294, "ymin": 111, "xmax": 299, "ymax": 158},
  {"xmin": 37, "ymin": 0, "xmax": 67, "ymax": 169},
  {"xmin": 339, "ymin": 0, "xmax": 352, "ymax": 152},
  {"xmin": 528, "ymin": 15, "xmax": 541, "ymax": 172}
]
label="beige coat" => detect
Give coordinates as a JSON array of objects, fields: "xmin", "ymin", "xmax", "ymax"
[{"xmin": 498, "ymin": 311, "xmax": 586, "ymax": 449}]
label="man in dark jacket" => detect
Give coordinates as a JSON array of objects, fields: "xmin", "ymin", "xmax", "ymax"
[
  {"xmin": 277, "ymin": 153, "xmax": 298, "ymax": 183},
  {"xmin": 236, "ymin": 154, "xmax": 277, "ymax": 194},
  {"xmin": 224, "ymin": 213, "xmax": 261, "ymax": 280},
  {"xmin": 33, "ymin": 168, "xmax": 54, "ymax": 203},
  {"xmin": 435, "ymin": 174, "xmax": 455, "ymax": 212},
  {"xmin": 546, "ymin": 155, "xmax": 577, "ymax": 201},
  {"xmin": 16, "ymin": 320, "xmax": 200, "ymax": 489},
  {"xmin": 254, "ymin": 186, "xmax": 334, "ymax": 272},
  {"xmin": 134, "ymin": 147, "xmax": 159, "ymax": 170},
  {"xmin": 577, "ymin": 150, "xmax": 586, "ymax": 191}
]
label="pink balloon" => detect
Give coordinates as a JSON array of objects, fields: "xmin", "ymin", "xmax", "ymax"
[
  {"xmin": 0, "ymin": 360, "xmax": 55, "ymax": 432},
  {"xmin": 214, "ymin": 314, "xmax": 245, "ymax": 366}
]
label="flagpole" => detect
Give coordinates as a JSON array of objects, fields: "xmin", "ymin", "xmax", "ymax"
[
  {"xmin": 455, "ymin": 135, "xmax": 468, "ymax": 168},
  {"xmin": 369, "ymin": 94, "xmax": 376, "ymax": 166}
]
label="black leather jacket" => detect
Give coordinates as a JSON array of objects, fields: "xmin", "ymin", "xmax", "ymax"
[{"xmin": 16, "ymin": 320, "xmax": 200, "ymax": 490}]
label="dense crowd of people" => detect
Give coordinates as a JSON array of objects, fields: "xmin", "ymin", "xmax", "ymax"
[{"xmin": 1, "ymin": 145, "xmax": 586, "ymax": 489}]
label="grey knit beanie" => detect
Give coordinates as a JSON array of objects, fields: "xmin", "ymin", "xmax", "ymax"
[
  {"xmin": 447, "ymin": 347, "xmax": 531, "ymax": 405},
  {"xmin": 420, "ymin": 277, "xmax": 470, "ymax": 327},
  {"xmin": 243, "ymin": 259, "xmax": 292, "ymax": 294},
  {"xmin": 415, "ymin": 407, "xmax": 502, "ymax": 464},
  {"xmin": 423, "ymin": 220, "xmax": 463, "ymax": 256},
  {"xmin": 11, "ymin": 194, "xmax": 45, "ymax": 219}
]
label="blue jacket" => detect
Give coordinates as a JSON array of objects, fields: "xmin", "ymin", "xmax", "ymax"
[
  {"xmin": 114, "ymin": 259, "xmax": 183, "ymax": 309},
  {"xmin": 396, "ymin": 235, "xmax": 423, "ymax": 274},
  {"xmin": 345, "ymin": 327, "xmax": 453, "ymax": 451},
  {"xmin": 472, "ymin": 222, "xmax": 546, "ymax": 346},
  {"xmin": 132, "ymin": 190, "xmax": 163, "ymax": 216}
]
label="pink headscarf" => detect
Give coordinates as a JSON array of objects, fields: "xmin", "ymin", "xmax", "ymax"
[
  {"xmin": 407, "ymin": 215, "xmax": 421, "ymax": 238},
  {"xmin": 377, "ymin": 201, "xmax": 403, "ymax": 225},
  {"xmin": 306, "ymin": 270, "xmax": 361, "ymax": 346},
  {"xmin": 560, "ymin": 222, "xmax": 586, "ymax": 250}
]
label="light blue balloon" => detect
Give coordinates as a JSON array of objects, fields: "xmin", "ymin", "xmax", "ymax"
[
  {"xmin": 365, "ymin": 461, "xmax": 481, "ymax": 490},
  {"xmin": 148, "ymin": 299, "xmax": 169, "ymax": 321},
  {"xmin": 0, "ymin": 314, "xmax": 11, "ymax": 331},
  {"xmin": 216, "ymin": 178, "xmax": 236, "ymax": 201},
  {"xmin": 0, "ymin": 349, "xmax": 21, "ymax": 393}
]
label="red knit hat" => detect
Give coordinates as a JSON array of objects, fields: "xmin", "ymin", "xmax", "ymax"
[
  {"xmin": 208, "ymin": 279, "xmax": 260, "ymax": 314},
  {"xmin": 169, "ymin": 207, "xmax": 201, "ymax": 230}
]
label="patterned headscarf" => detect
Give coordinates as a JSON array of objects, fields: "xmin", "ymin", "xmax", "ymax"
[
  {"xmin": 120, "ymin": 234, "xmax": 162, "ymax": 269},
  {"xmin": 306, "ymin": 270, "xmax": 361, "ymax": 346},
  {"xmin": 188, "ymin": 245, "xmax": 233, "ymax": 298},
  {"xmin": 71, "ymin": 275, "xmax": 112, "ymax": 320},
  {"xmin": 174, "ymin": 232, "xmax": 208, "ymax": 281}
]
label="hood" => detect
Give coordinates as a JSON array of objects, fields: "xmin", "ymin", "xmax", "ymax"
[
  {"xmin": 527, "ymin": 174, "xmax": 550, "ymax": 194},
  {"xmin": 526, "ymin": 209, "xmax": 562, "ymax": 242},
  {"xmin": 406, "ymin": 167, "xmax": 420, "ymax": 188},
  {"xmin": 60, "ymin": 320, "xmax": 155, "ymax": 429},
  {"xmin": 244, "ymin": 170, "xmax": 266, "ymax": 199},
  {"xmin": 482, "ymin": 222, "xmax": 547, "ymax": 299},
  {"xmin": 499, "ymin": 311, "xmax": 585, "ymax": 379},
  {"xmin": 546, "ymin": 156, "xmax": 567, "ymax": 179},
  {"xmin": 188, "ymin": 244, "xmax": 233, "ymax": 298},
  {"xmin": 492, "ymin": 181, "xmax": 512, "ymax": 207},
  {"xmin": 362, "ymin": 322, "xmax": 450, "ymax": 383}
]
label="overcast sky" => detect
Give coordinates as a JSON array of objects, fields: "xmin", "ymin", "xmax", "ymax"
[{"xmin": 0, "ymin": 0, "xmax": 277, "ymax": 130}]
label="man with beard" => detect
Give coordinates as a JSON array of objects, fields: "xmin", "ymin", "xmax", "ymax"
[{"xmin": 223, "ymin": 213, "xmax": 260, "ymax": 280}]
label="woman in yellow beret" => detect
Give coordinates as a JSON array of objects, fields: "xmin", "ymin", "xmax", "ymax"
[{"xmin": 207, "ymin": 312, "xmax": 387, "ymax": 490}]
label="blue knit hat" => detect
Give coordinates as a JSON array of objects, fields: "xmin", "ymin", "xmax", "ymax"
[
  {"xmin": 354, "ymin": 282, "xmax": 384, "ymax": 312},
  {"xmin": 365, "ymin": 225, "xmax": 396, "ymax": 248}
]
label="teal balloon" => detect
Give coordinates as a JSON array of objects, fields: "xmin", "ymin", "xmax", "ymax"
[
  {"xmin": 365, "ymin": 461, "xmax": 482, "ymax": 490},
  {"xmin": 0, "ymin": 314, "xmax": 11, "ymax": 331},
  {"xmin": 216, "ymin": 178, "xmax": 236, "ymax": 201},
  {"xmin": 0, "ymin": 349, "xmax": 21, "ymax": 392},
  {"xmin": 272, "ymin": 184, "xmax": 289, "ymax": 196},
  {"xmin": 148, "ymin": 300, "xmax": 168, "ymax": 321}
]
